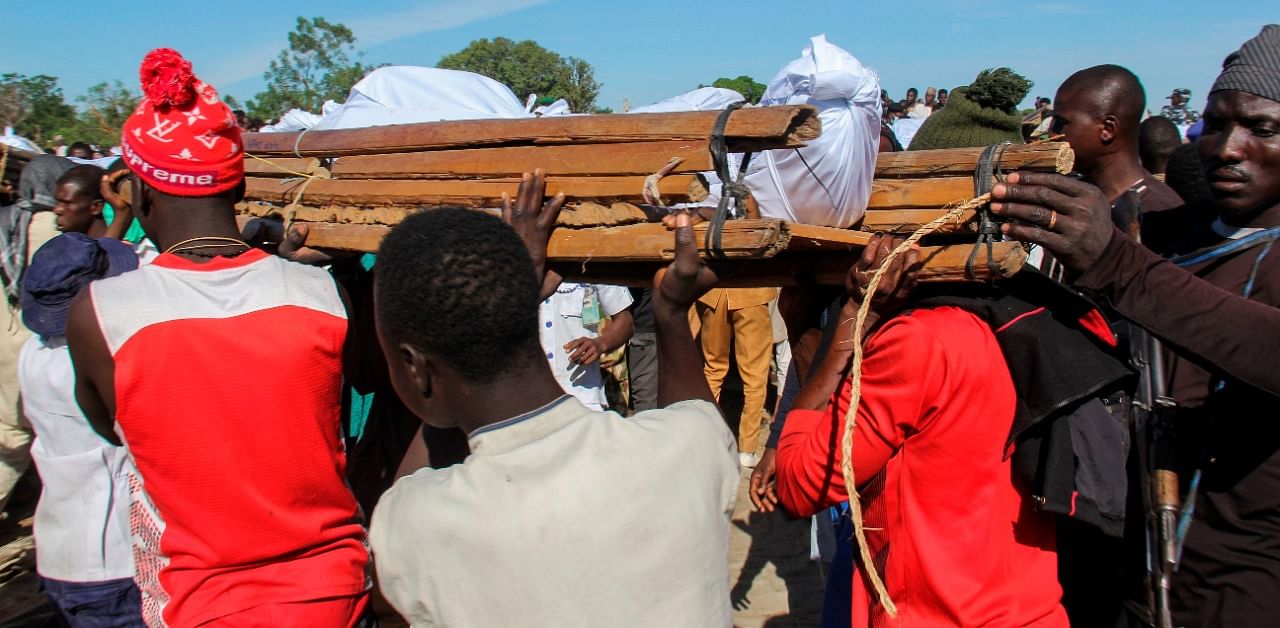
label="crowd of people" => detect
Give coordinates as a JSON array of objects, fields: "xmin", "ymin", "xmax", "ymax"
[{"xmin": 0, "ymin": 22, "xmax": 1276, "ymax": 628}]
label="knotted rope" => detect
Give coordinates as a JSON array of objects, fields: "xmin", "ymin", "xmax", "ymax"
[
  {"xmin": 642, "ymin": 157, "xmax": 685, "ymax": 206},
  {"xmin": 838, "ymin": 192, "xmax": 992, "ymax": 617}
]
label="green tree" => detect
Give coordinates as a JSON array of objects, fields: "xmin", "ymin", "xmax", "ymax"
[
  {"xmin": 704, "ymin": 75, "xmax": 767, "ymax": 104},
  {"xmin": 437, "ymin": 38, "xmax": 601, "ymax": 112},
  {"xmin": 246, "ymin": 17, "xmax": 371, "ymax": 121},
  {"xmin": 0, "ymin": 74, "xmax": 77, "ymax": 144},
  {"xmin": 74, "ymin": 81, "xmax": 139, "ymax": 148}
]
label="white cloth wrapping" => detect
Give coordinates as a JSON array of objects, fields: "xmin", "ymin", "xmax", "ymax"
[
  {"xmin": 258, "ymin": 108, "xmax": 325, "ymax": 133},
  {"xmin": 629, "ymin": 87, "xmax": 745, "ymax": 114},
  {"xmin": 533, "ymin": 98, "xmax": 573, "ymax": 117},
  {"xmin": 0, "ymin": 133, "xmax": 42, "ymax": 153},
  {"xmin": 701, "ymin": 34, "xmax": 882, "ymax": 228},
  {"xmin": 312, "ymin": 66, "xmax": 531, "ymax": 131}
]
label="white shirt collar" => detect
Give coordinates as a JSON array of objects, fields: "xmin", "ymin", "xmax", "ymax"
[
  {"xmin": 467, "ymin": 395, "xmax": 587, "ymax": 455},
  {"xmin": 1211, "ymin": 218, "xmax": 1266, "ymax": 240}
]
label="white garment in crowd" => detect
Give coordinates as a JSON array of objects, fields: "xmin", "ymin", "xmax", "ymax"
[
  {"xmin": 907, "ymin": 102, "xmax": 932, "ymax": 119},
  {"xmin": 539, "ymin": 283, "xmax": 632, "ymax": 410},
  {"xmin": 18, "ymin": 336, "xmax": 134, "ymax": 582},
  {"xmin": 892, "ymin": 117, "xmax": 926, "ymax": 150},
  {"xmin": 371, "ymin": 395, "xmax": 739, "ymax": 627}
]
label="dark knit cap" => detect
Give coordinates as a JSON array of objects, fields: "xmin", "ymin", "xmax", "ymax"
[
  {"xmin": 908, "ymin": 68, "xmax": 1032, "ymax": 150},
  {"xmin": 1212, "ymin": 25, "xmax": 1280, "ymax": 103}
]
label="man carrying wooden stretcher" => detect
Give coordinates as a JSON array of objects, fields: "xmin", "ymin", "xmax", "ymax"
[{"xmin": 993, "ymin": 24, "xmax": 1280, "ymax": 628}]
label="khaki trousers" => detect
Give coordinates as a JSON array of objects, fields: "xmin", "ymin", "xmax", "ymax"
[
  {"xmin": 0, "ymin": 212, "xmax": 58, "ymax": 512},
  {"xmin": 696, "ymin": 297, "xmax": 772, "ymax": 455}
]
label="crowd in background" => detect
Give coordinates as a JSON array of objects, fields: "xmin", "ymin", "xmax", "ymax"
[{"xmin": 0, "ymin": 23, "xmax": 1278, "ymax": 628}]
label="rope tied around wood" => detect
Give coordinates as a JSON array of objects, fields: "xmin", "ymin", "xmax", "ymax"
[
  {"xmin": 838, "ymin": 191, "xmax": 994, "ymax": 618},
  {"xmin": 642, "ymin": 157, "xmax": 685, "ymax": 206},
  {"xmin": 244, "ymin": 153, "xmax": 331, "ymax": 225}
]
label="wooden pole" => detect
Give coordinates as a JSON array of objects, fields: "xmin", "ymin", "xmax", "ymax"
[
  {"xmin": 859, "ymin": 208, "xmax": 978, "ymax": 233},
  {"xmin": 547, "ymin": 241, "xmax": 1026, "ymax": 287},
  {"xmin": 330, "ymin": 140, "xmax": 713, "ymax": 179},
  {"xmin": 873, "ymin": 142, "xmax": 1074, "ymax": 178},
  {"xmin": 243, "ymin": 174, "xmax": 709, "ymax": 208},
  {"xmin": 867, "ymin": 176, "xmax": 975, "ymax": 210},
  {"xmin": 244, "ymin": 156, "xmax": 324, "ymax": 178},
  {"xmin": 243, "ymin": 106, "xmax": 820, "ymax": 157}
]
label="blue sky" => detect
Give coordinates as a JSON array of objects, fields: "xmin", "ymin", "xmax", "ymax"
[{"xmin": 4, "ymin": 1, "xmax": 1276, "ymax": 116}]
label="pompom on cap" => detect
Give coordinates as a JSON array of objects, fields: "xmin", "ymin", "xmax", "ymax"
[{"xmin": 139, "ymin": 48, "xmax": 197, "ymax": 108}]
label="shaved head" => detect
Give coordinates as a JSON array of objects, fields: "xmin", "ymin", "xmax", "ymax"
[
  {"xmin": 1058, "ymin": 64, "xmax": 1146, "ymax": 131},
  {"xmin": 1054, "ymin": 64, "xmax": 1148, "ymax": 175}
]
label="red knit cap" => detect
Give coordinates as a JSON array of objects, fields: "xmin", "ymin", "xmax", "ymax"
[{"xmin": 120, "ymin": 48, "xmax": 243, "ymax": 196}]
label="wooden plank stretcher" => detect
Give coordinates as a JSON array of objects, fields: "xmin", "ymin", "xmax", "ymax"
[
  {"xmin": 239, "ymin": 212, "xmax": 1026, "ymax": 287},
  {"xmin": 243, "ymin": 105, "xmax": 820, "ymax": 157}
]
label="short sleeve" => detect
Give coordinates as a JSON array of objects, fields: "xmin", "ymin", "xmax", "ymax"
[{"xmin": 595, "ymin": 285, "xmax": 634, "ymax": 317}]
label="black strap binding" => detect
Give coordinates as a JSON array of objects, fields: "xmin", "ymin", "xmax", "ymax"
[
  {"xmin": 966, "ymin": 142, "xmax": 1011, "ymax": 280},
  {"xmin": 706, "ymin": 102, "xmax": 754, "ymax": 259}
]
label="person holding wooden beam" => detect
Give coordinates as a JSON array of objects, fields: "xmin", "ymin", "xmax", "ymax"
[
  {"xmin": 992, "ymin": 25, "xmax": 1280, "ymax": 627},
  {"xmin": 368, "ymin": 172, "xmax": 740, "ymax": 627}
]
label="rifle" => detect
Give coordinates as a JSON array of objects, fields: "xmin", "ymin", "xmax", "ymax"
[{"xmin": 1116, "ymin": 190, "xmax": 1180, "ymax": 628}]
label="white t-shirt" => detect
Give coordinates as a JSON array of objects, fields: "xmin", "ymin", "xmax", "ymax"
[
  {"xmin": 539, "ymin": 283, "xmax": 633, "ymax": 410},
  {"xmin": 18, "ymin": 335, "xmax": 134, "ymax": 582},
  {"xmin": 370, "ymin": 396, "xmax": 739, "ymax": 627}
]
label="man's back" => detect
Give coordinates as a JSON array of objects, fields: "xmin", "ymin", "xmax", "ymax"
[
  {"xmin": 371, "ymin": 396, "xmax": 738, "ymax": 627},
  {"xmin": 89, "ymin": 250, "xmax": 369, "ymax": 626},
  {"xmin": 777, "ymin": 306, "xmax": 1067, "ymax": 627}
]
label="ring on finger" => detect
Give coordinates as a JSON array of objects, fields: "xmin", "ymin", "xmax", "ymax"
[{"xmin": 1047, "ymin": 210, "xmax": 1059, "ymax": 231}]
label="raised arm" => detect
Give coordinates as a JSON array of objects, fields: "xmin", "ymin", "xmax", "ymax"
[
  {"xmin": 992, "ymin": 172, "xmax": 1280, "ymax": 396},
  {"xmin": 502, "ymin": 169, "xmax": 565, "ymax": 300},
  {"xmin": 651, "ymin": 211, "xmax": 721, "ymax": 407}
]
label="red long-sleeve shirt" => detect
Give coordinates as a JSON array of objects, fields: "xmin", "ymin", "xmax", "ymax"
[{"xmin": 776, "ymin": 306, "xmax": 1068, "ymax": 628}]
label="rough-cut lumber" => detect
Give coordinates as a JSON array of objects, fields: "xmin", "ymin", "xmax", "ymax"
[
  {"xmin": 259, "ymin": 213, "xmax": 1026, "ymax": 287},
  {"xmin": 330, "ymin": 141, "xmax": 712, "ymax": 179},
  {"xmin": 547, "ymin": 220, "xmax": 789, "ymax": 261},
  {"xmin": 282, "ymin": 219, "xmax": 789, "ymax": 261},
  {"xmin": 868, "ymin": 176, "xmax": 974, "ymax": 210},
  {"xmin": 244, "ymin": 156, "xmax": 323, "ymax": 178},
  {"xmin": 547, "ymin": 241, "xmax": 1027, "ymax": 288},
  {"xmin": 243, "ymin": 174, "xmax": 708, "ymax": 208},
  {"xmin": 237, "ymin": 201, "xmax": 654, "ymax": 228},
  {"xmin": 874, "ymin": 142, "xmax": 1074, "ymax": 178},
  {"xmin": 859, "ymin": 208, "xmax": 979, "ymax": 234},
  {"xmin": 243, "ymin": 106, "xmax": 820, "ymax": 157}
]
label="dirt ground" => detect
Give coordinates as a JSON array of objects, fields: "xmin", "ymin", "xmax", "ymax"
[{"xmin": 727, "ymin": 469, "xmax": 826, "ymax": 627}]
